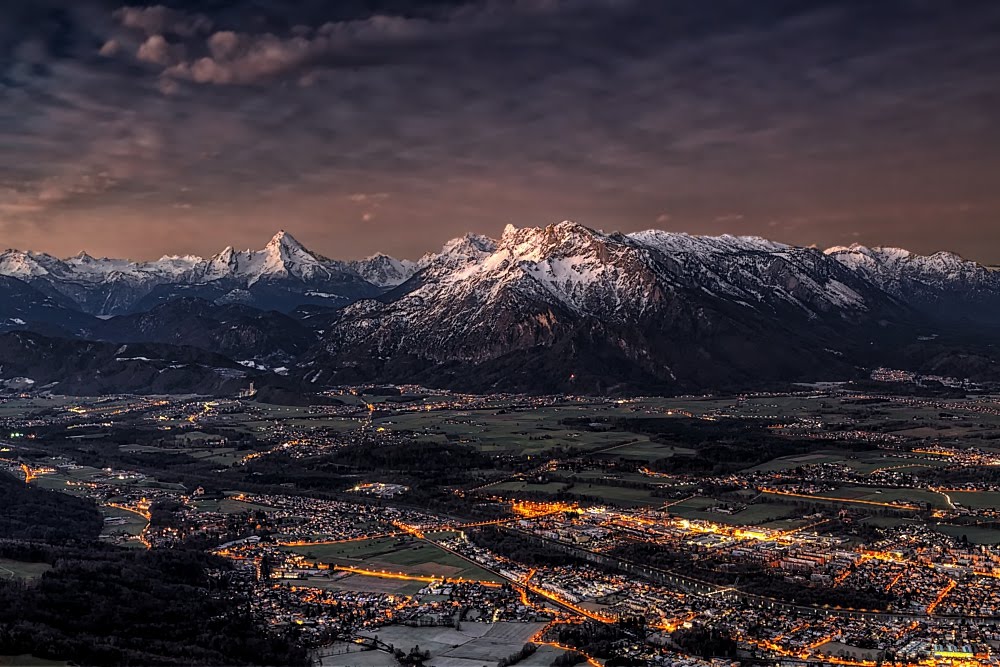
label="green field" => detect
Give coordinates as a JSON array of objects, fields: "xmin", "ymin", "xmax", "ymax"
[
  {"xmin": 31, "ymin": 475, "xmax": 71, "ymax": 492},
  {"xmin": 283, "ymin": 536, "xmax": 404, "ymax": 561},
  {"xmin": 839, "ymin": 455, "xmax": 953, "ymax": 475},
  {"xmin": 492, "ymin": 478, "xmax": 664, "ymax": 506},
  {"xmin": 930, "ymin": 524, "xmax": 1000, "ymax": 545},
  {"xmin": 0, "ymin": 396, "xmax": 81, "ymax": 417},
  {"xmin": 948, "ymin": 491, "xmax": 1000, "ymax": 510},
  {"xmin": 118, "ymin": 442, "xmax": 246, "ymax": 468},
  {"xmin": 346, "ymin": 622, "xmax": 550, "ymax": 667},
  {"xmin": 572, "ymin": 470, "xmax": 664, "ymax": 485},
  {"xmin": 748, "ymin": 452, "xmax": 852, "ymax": 473},
  {"xmin": 0, "ymin": 655, "xmax": 70, "ymax": 666},
  {"xmin": 281, "ymin": 573, "xmax": 427, "ymax": 596},
  {"xmin": 0, "ymin": 558, "xmax": 51, "ymax": 582},
  {"xmin": 376, "ymin": 404, "xmax": 651, "ymax": 455},
  {"xmin": 100, "ymin": 506, "xmax": 148, "ymax": 539},
  {"xmin": 668, "ymin": 497, "xmax": 800, "ymax": 525},
  {"xmin": 493, "ymin": 480, "xmax": 570, "ymax": 495},
  {"xmin": 282, "ymin": 537, "xmax": 503, "ymax": 583},
  {"xmin": 757, "ymin": 517, "xmax": 813, "ymax": 531},
  {"xmin": 823, "ymin": 486, "xmax": 952, "ymax": 509},
  {"xmin": 666, "ymin": 496, "xmax": 716, "ymax": 513},
  {"xmin": 593, "ymin": 440, "xmax": 696, "ymax": 461},
  {"xmin": 568, "ymin": 482, "xmax": 664, "ymax": 506},
  {"xmin": 760, "ymin": 488, "xmax": 942, "ymax": 511},
  {"xmin": 31, "ymin": 464, "xmax": 186, "ymax": 495}
]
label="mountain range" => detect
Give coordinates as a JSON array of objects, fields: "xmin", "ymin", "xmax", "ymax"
[{"xmin": 0, "ymin": 224, "xmax": 997, "ymax": 395}]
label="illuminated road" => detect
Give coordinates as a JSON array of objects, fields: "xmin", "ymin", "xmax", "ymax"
[{"xmin": 332, "ymin": 565, "xmax": 503, "ymax": 588}]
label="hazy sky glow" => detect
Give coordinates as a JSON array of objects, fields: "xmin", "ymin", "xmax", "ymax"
[{"xmin": 2, "ymin": 0, "xmax": 999, "ymax": 261}]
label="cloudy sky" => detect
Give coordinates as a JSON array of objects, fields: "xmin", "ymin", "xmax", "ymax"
[{"xmin": 2, "ymin": 0, "xmax": 999, "ymax": 261}]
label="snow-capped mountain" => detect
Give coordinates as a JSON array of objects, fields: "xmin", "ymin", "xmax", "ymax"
[
  {"xmin": 201, "ymin": 230, "xmax": 345, "ymax": 285},
  {"xmin": 417, "ymin": 232, "xmax": 498, "ymax": 276},
  {"xmin": 824, "ymin": 244, "xmax": 1000, "ymax": 319},
  {"xmin": 824, "ymin": 244, "xmax": 990, "ymax": 285},
  {"xmin": 0, "ymin": 222, "xmax": 998, "ymax": 394},
  {"xmin": 300, "ymin": 222, "xmax": 919, "ymax": 392},
  {"xmin": 347, "ymin": 254, "xmax": 418, "ymax": 288},
  {"xmin": 0, "ymin": 231, "xmax": 380, "ymax": 315}
]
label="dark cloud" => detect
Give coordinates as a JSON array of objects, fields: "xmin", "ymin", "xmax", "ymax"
[
  {"xmin": 114, "ymin": 4, "xmax": 213, "ymax": 37},
  {"xmin": 0, "ymin": 0, "xmax": 999, "ymax": 261}
]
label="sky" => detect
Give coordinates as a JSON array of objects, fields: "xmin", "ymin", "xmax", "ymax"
[{"xmin": 1, "ymin": 1, "xmax": 999, "ymax": 262}]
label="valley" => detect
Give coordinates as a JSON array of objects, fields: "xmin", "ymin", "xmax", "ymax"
[{"xmin": 3, "ymin": 385, "xmax": 1000, "ymax": 665}]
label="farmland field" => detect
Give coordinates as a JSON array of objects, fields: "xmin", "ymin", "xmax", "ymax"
[
  {"xmin": 947, "ymin": 491, "xmax": 1000, "ymax": 510},
  {"xmin": 282, "ymin": 538, "xmax": 503, "ymax": 583},
  {"xmin": 668, "ymin": 497, "xmax": 800, "ymax": 525},
  {"xmin": 0, "ymin": 656, "xmax": 69, "ymax": 667},
  {"xmin": 822, "ymin": 486, "xmax": 952, "ymax": 509},
  {"xmin": 930, "ymin": 524, "xmax": 1000, "ymax": 545},
  {"xmin": 0, "ymin": 558, "xmax": 51, "ymax": 582},
  {"xmin": 493, "ymin": 478, "xmax": 665, "ymax": 506},
  {"xmin": 377, "ymin": 404, "xmax": 652, "ymax": 455},
  {"xmin": 100, "ymin": 505, "xmax": 148, "ymax": 539},
  {"xmin": 343, "ymin": 622, "xmax": 550, "ymax": 667},
  {"xmin": 281, "ymin": 573, "xmax": 427, "ymax": 596}
]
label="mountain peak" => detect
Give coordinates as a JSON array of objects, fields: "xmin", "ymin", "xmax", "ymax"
[
  {"xmin": 498, "ymin": 220, "xmax": 609, "ymax": 263},
  {"xmin": 348, "ymin": 253, "xmax": 418, "ymax": 287},
  {"xmin": 500, "ymin": 220, "xmax": 598, "ymax": 244},
  {"xmin": 266, "ymin": 229, "xmax": 304, "ymax": 251},
  {"xmin": 438, "ymin": 233, "xmax": 498, "ymax": 259},
  {"xmin": 242, "ymin": 229, "xmax": 341, "ymax": 286},
  {"xmin": 418, "ymin": 232, "xmax": 498, "ymax": 276},
  {"xmin": 553, "ymin": 219, "xmax": 590, "ymax": 232},
  {"xmin": 261, "ymin": 230, "xmax": 321, "ymax": 264}
]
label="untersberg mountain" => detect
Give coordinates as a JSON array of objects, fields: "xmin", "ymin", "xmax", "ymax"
[{"xmin": 0, "ymin": 224, "xmax": 996, "ymax": 395}]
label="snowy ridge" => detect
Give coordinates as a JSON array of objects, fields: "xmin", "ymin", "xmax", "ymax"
[
  {"xmin": 0, "ymin": 224, "xmax": 994, "ymax": 319},
  {"xmin": 0, "ymin": 231, "xmax": 378, "ymax": 315},
  {"xmin": 823, "ymin": 243, "xmax": 999, "ymax": 298},
  {"xmin": 3, "ymin": 221, "xmax": 1000, "ymax": 393},
  {"xmin": 317, "ymin": 221, "xmax": 888, "ymax": 371},
  {"xmin": 0, "ymin": 230, "xmax": 348, "ymax": 287}
]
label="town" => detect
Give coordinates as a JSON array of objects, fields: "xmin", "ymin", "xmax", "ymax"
[{"xmin": 3, "ymin": 385, "xmax": 1000, "ymax": 667}]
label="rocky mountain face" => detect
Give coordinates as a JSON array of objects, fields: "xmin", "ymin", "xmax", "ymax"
[
  {"xmin": 301, "ymin": 222, "xmax": 919, "ymax": 392},
  {"xmin": 0, "ymin": 222, "xmax": 997, "ymax": 395}
]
